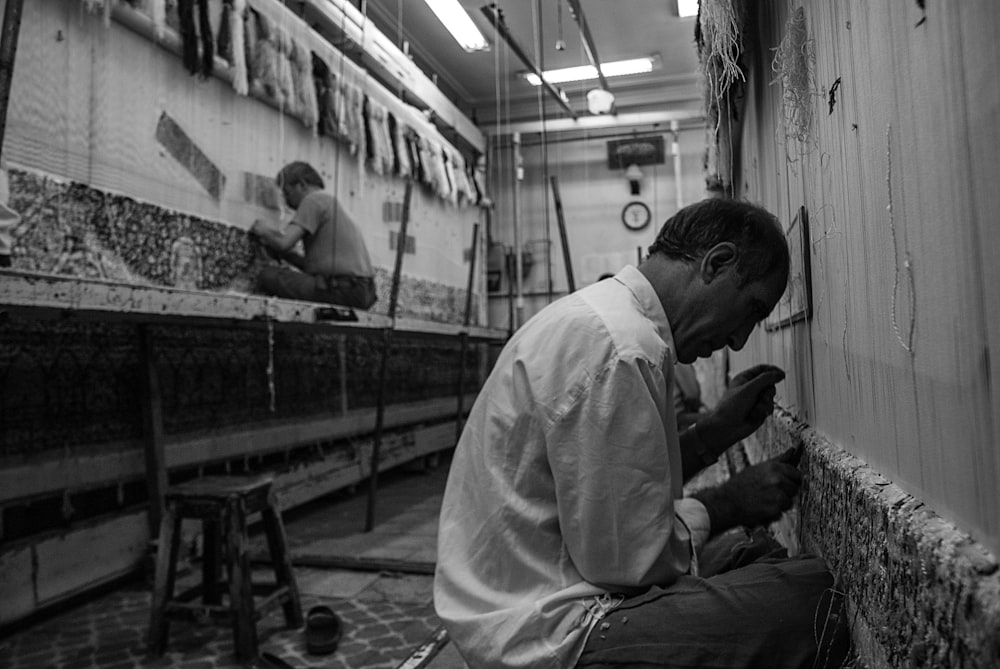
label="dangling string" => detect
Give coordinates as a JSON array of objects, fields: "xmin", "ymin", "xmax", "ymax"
[
  {"xmin": 530, "ymin": 0, "xmax": 553, "ymax": 298},
  {"xmin": 266, "ymin": 296, "xmax": 276, "ymax": 412},
  {"xmin": 885, "ymin": 124, "xmax": 915, "ymax": 356}
]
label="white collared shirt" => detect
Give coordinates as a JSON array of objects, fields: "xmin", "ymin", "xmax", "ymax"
[{"xmin": 434, "ymin": 266, "xmax": 711, "ymax": 668}]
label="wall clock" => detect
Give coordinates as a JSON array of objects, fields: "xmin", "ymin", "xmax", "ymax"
[{"xmin": 621, "ymin": 201, "xmax": 651, "ymax": 231}]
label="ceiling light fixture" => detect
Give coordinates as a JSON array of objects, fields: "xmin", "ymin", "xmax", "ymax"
[
  {"xmin": 523, "ymin": 56, "xmax": 656, "ymax": 86},
  {"xmin": 676, "ymin": 0, "xmax": 699, "ymax": 19},
  {"xmin": 423, "ymin": 0, "xmax": 490, "ymax": 52}
]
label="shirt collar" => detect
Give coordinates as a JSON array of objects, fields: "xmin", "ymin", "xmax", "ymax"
[{"xmin": 614, "ymin": 265, "xmax": 676, "ymax": 362}]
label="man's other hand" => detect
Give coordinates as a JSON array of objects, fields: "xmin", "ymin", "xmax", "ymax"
[
  {"xmin": 693, "ymin": 447, "xmax": 802, "ymax": 533},
  {"xmin": 723, "ymin": 447, "xmax": 802, "ymax": 527}
]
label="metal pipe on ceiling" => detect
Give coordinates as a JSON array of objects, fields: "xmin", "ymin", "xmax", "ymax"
[
  {"xmin": 480, "ymin": 3, "xmax": 577, "ymax": 119},
  {"xmin": 565, "ymin": 0, "xmax": 611, "ymax": 96}
]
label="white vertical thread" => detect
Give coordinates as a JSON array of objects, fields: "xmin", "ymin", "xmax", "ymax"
[
  {"xmin": 266, "ymin": 297, "xmax": 276, "ymax": 412},
  {"xmin": 886, "ymin": 124, "xmax": 915, "ymax": 355}
]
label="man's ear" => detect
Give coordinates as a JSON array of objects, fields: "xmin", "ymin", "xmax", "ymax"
[{"xmin": 700, "ymin": 242, "xmax": 739, "ymax": 282}]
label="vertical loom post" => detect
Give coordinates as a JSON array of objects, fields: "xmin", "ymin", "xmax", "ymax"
[
  {"xmin": 455, "ymin": 223, "xmax": 480, "ymax": 446},
  {"xmin": 0, "ymin": 0, "xmax": 23, "ymax": 160},
  {"xmin": 549, "ymin": 175, "xmax": 575, "ymax": 293},
  {"xmin": 512, "ymin": 132, "xmax": 524, "ymax": 329},
  {"xmin": 366, "ymin": 180, "xmax": 412, "ymax": 532},
  {"xmin": 139, "ymin": 325, "xmax": 167, "ymax": 534},
  {"xmin": 671, "ymin": 121, "xmax": 683, "ymax": 208}
]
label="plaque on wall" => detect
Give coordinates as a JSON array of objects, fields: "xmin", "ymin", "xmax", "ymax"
[
  {"xmin": 607, "ymin": 135, "xmax": 666, "ymax": 170},
  {"xmin": 765, "ymin": 206, "xmax": 813, "ymax": 331}
]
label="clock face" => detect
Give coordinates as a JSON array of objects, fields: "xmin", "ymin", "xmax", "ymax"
[{"xmin": 622, "ymin": 201, "xmax": 651, "ymax": 231}]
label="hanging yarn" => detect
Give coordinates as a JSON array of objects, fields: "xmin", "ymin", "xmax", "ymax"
[
  {"xmin": 216, "ymin": 1, "xmax": 232, "ymax": 62},
  {"xmin": 229, "ymin": 0, "xmax": 249, "ymax": 95},
  {"xmin": 771, "ymin": 7, "xmax": 816, "ymax": 148},
  {"xmin": 697, "ymin": 0, "xmax": 750, "ymax": 196},
  {"xmin": 698, "ymin": 0, "xmax": 746, "ymax": 106},
  {"xmin": 250, "ymin": 11, "xmax": 279, "ymax": 103},
  {"xmin": 274, "ymin": 28, "xmax": 295, "ymax": 113},
  {"xmin": 242, "ymin": 4, "xmax": 259, "ymax": 91},
  {"xmin": 150, "ymin": 0, "xmax": 167, "ymax": 40},
  {"xmin": 176, "ymin": 0, "xmax": 200, "ymax": 74},
  {"xmin": 292, "ymin": 41, "xmax": 318, "ymax": 130},
  {"xmin": 197, "ymin": 0, "xmax": 214, "ymax": 79}
]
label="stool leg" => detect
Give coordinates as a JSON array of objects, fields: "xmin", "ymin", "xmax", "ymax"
[
  {"xmin": 148, "ymin": 501, "xmax": 182, "ymax": 656},
  {"xmin": 202, "ymin": 517, "xmax": 222, "ymax": 605},
  {"xmin": 262, "ymin": 491, "xmax": 304, "ymax": 628},
  {"xmin": 226, "ymin": 496, "xmax": 257, "ymax": 661}
]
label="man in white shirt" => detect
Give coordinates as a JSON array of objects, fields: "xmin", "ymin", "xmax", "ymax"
[{"xmin": 434, "ymin": 199, "xmax": 848, "ymax": 668}]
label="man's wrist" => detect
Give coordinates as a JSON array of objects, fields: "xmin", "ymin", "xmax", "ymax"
[{"xmin": 691, "ymin": 421, "xmax": 719, "ymax": 466}]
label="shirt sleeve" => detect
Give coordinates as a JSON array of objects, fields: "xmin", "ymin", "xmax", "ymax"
[
  {"xmin": 545, "ymin": 356, "xmax": 700, "ymax": 591},
  {"xmin": 290, "ymin": 193, "xmax": 325, "ymax": 236}
]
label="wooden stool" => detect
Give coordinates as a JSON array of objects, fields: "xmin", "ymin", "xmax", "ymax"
[{"xmin": 147, "ymin": 475, "xmax": 304, "ymax": 661}]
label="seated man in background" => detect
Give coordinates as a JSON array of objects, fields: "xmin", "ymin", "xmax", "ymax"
[
  {"xmin": 251, "ymin": 161, "xmax": 376, "ymax": 309},
  {"xmin": 434, "ymin": 198, "xmax": 848, "ymax": 669}
]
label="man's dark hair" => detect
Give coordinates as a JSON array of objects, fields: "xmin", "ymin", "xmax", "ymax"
[
  {"xmin": 277, "ymin": 161, "xmax": 325, "ymax": 190},
  {"xmin": 647, "ymin": 199, "xmax": 789, "ymax": 284}
]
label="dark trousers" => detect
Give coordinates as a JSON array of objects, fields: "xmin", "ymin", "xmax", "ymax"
[
  {"xmin": 256, "ymin": 266, "xmax": 376, "ymax": 310},
  {"xmin": 577, "ymin": 528, "xmax": 850, "ymax": 669}
]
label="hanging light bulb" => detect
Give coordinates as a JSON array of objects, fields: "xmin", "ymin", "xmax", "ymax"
[{"xmin": 586, "ymin": 88, "xmax": 615, "ymax": 115}]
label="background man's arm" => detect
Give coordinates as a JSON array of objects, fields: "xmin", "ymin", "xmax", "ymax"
[{"xmin": 251, "ymin": 220, "xmax": 307, "ymax": 269}]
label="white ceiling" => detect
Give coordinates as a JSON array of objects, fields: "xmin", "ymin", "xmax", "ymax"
[{"xmin": 362, "ymin": 0, "xmax": 704, "ymax": 127}]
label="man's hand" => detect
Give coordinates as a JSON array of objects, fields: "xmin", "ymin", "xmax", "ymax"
[
  {"xmin": 696, "ymin": 364, "xmax": 785, "ymax": 456},
  {"xmin": 692, "ymin": 447, "xmax": 802, "ymax": 533}
]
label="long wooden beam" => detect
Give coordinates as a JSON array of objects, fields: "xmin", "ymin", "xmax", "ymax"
[
  {"xmin": 0, "ymin": 270, "xmax": 507, "ymax": 341},
  {"xmin": 480, "ymin": 5, "xmax": 576, "ymax": 119}
]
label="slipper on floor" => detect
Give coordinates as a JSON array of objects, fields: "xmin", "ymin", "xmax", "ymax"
[{"xmin": 305, "ymin": 605, "xmax": 343, "ymax": 656}]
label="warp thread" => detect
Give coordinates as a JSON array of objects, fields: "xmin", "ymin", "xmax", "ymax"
[{"xmin": 266, "ymin": 297, "xmax": 276, "ymax": 412}]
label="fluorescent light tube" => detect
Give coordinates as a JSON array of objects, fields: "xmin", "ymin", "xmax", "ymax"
[
  {"xmin": 424, "ymin": 0, "xmax": 489, "ymax": 52},
  {"xmin": 524, "ymin": 57, "xmax": 654, "ymax": 86},
  {"xmin": 677, "ymin": 0, "xmax": 699, "ymax": 18}
]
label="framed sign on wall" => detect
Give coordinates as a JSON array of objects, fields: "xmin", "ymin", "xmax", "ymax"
[{"xmin": 765, "ymin": 205, "xmax": 813, "ymax": 331}]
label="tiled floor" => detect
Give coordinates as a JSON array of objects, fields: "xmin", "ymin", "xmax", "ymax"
[{"xmin": 0, "ymin": 457, "xmax": 465, "ymax": 669}]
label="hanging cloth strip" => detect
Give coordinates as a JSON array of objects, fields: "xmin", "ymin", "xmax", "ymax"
[
  {"xmin": 418, "ymin": 136, "xmax": 439, "ymax": 191},
  {"xmin": 363, "ymin": 96, "xmax": 381, "ymax": 174},
  {"xmin": 368, "ymin": 101, "xmax": 395, "ymax": 175},
  {"xmin": 197, "ymin": 0, "xmax": 214, "ymax": 78},
  {"xmin": 377, "ymin": 106, "xmax": 396, "ymax": 175},
  {"xmin": 405, "ymin": 128, "xmax": 425, "ymax": 184},
  {"xmin": 175, "ymin": 0, "xmax": 214, "ymax": 77},
  {"xmin": 430, "ymin": 141, "xmax": 452, "ymax": 201},
  {"xmin": 274, "ymin": 27, "xmax": 295, "ymax": 113},
  {"xmin": 450, "ymin": 151, "xmax": 473, "ymax": 206},
  {"xmin": 177, "ymin": 0, "xmax": 200, "ymax": 74},
  {"xmin": 82, "ymin": 0, "xmax": 112, "ymax": 27},
  {"xmin": 250, "ymin": 10, "xmax": 280, "ymax": 103},
  {"xmin": 150, "ymin": 0, "xmax": 167, "ymax": 40},
  {"xmin": 290, "ymin": 40, "xmax": 318, "ymax": 130},
  {"xmin": 345, "ymin": 79, "xmax": 367, "ymax": 159},
  {"xmin": 313, "ymin": 54, "xmax": 340, "ymax": 139},
  {"xmin": 388, "ymin": 113, "xmax": 411, "ymax": 179},
  {"xmin": 217, "ymin": 1, "xmax": 233, "ymax": 65},
  {"xmin": 228, "ymin": 0, "xmax": 249, "ymax": 95},
  {"xmin": 442, "ymin": 150, "xmax": 458, "ymax": 205},
  {"xmin": 242, "ymin": 3, "xmax": 259, "ymax": 88}
]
